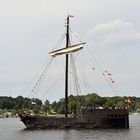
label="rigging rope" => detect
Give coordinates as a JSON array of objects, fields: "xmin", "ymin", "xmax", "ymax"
[
  {"xmin": 69, "ymin": 29, "xmax": 91, "ymax": 95},
  {"xmin": 20, "ymin": 31, "xmax": 66, "ymax": 98},
  {"xmin": 86, "ymin": 44, "xmax": 118, "ymax": 95},
  {"xmin": 28, "ymin": 57, "xmax": 54, "ymax": 98},
  {"xmin": 69, "ymin": 26, "xmax": 118, "ymax": 96},
  {"xmin": 20, "ymin": 23, "xmax": 118, "ymax": 102},
  {"xmin": 70, "ymin": 54, "xmax": 81, "ymax": 95},
  {"xmin": 75, "ymin": 48, "xmax": 91, "ymax": 93},
  {"xmin": 70, "ymin": 28, "xmax": 83, "ymax": 43},
  {"xmin": 52, "ymin": 31, "xmax": 66, "ymax": 51},
  {"xmin": 20, "ymin": 55, "xmax": 52, "ymax": 97},
  {"xmin": 39, "ymin": 73, "xmax": 63, "ymax": 100}
]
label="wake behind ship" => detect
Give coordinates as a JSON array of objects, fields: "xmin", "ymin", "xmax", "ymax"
[{"xmin": 18, "ymin": 15, "xmax": 129, "ymax": 129}]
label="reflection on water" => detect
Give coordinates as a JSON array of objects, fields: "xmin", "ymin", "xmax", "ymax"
[{"xmin": 0, "ymin": 114, "xmax": 140, "ymax": 140}]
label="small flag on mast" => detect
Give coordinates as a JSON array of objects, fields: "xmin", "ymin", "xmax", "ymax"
[
  {"xmin": 68, "ymin": 15, "xmax": 74, "ymax": 18},
  {"xmin": 128, "ymin": 97, "xmax": 133, "ymax": 104}
]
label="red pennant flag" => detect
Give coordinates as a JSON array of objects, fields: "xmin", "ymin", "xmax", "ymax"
[
  {"xmin": 111, "ymin": 80, "xmax": 115, "ymax": 83},
  {"xmin": 105, "ymin": 70, "xmax": 112, "ymax": 76},
  {"xmin": 107, "ymin": 73, "xmax": 112, "ymax": 76}
]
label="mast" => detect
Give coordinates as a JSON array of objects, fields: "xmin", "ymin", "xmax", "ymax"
[
  {"xmin": 65, "ymin": 16, "xmax": 70, "ymax": 118},
  {"xmin": 49, "ymin": 15, "xmax": 85, "ymax": 118}
]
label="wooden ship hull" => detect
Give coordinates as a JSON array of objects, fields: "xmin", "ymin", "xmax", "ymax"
[{"xmin": 18, "ymin": 108, "xmax": 129, "ymax": 129}]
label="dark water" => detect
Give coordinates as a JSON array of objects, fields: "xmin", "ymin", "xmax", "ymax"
[{"xmin": 0, "ymin": 114, "xmax": 140, "ymax": 140}]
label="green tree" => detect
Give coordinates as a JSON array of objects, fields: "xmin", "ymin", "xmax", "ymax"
[
  {"xmin": 51, "ymin": 101, "xmax": 57, "ymax": 113},
  {"xmin": 42, "ymin": 99, "xmax": 50, "ymax": 113},
  {"xmin": 0, "ymin": 108, "xmax": 4, "ymax": 116},
  {"xmin": 84, "ymin": 93, "xmax": 101, "ymax": 107},
  {"xmin": 33, "ymin": 105, "xmax": 40, "ymax": 114},
  {"xmin": 14, "ymin": 96, "xmax": 25, "ymax": 109},
  {"xmin": 116, "ymin": 100, "xmax": 125, "ymax": 109},
  {"xmin": 68, "ymin": 95, "xmax": 77, "ymax": 114},
  {"xmin": 0, "ymin": 97, "xmax": 14, "ymax": 109},
  {"xmin": 104, "ymin": 98, "xmax": 115, "ymax": 108},
  {"xmin": 56, "ymin": 98, "xmax": 65, "ymax": 114}
]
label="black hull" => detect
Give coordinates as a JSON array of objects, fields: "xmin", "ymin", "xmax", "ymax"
[{"xmin": 18, "ymin": 108, "xmax": 129, "ymax": 129}]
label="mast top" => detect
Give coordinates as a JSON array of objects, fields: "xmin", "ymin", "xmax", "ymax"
[
  {"xmin": 68, "ymin": 15, "xmax": 74, "ymax": 18},
  {"xmin": 66, "ymin": 15, "xmax": 74, "ymax": 26}
]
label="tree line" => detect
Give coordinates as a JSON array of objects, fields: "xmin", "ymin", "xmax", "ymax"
[{"xmin": 0, "ymin": 93, "xmax": 140, "ymax": 115}]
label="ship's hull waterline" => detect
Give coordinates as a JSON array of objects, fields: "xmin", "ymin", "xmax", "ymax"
[{"xmin": 18, "ymin": 108, "xmax": 129, "ymax": 129}]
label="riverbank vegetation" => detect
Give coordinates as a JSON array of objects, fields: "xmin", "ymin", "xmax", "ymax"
[{"xmin": 0, "ymin": 93, "xmax": 140, "ymax": 117}]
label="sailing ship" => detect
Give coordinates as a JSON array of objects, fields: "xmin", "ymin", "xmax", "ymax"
[{"xmin": 18, "ymin": 16, "xmax": 129, "ymax": 129}]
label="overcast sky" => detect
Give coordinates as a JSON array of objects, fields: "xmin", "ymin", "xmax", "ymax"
[{"xmin": 0, "ymin": 0, "xmax": 140, "ymax": 101}]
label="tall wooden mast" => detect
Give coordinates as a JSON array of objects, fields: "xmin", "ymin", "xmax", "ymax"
[
  {"xmin": 65, "ymin": 16, "xmax": 70, "ymax": 118},
  {"xmin": 49, "ymin": 15, "xmax": 85, "ymax": 118}
]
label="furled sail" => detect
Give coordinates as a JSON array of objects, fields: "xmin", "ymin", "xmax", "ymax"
[{"xmin": 49, "ymin": 42, "xmax": 86, "ymax": 57}]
